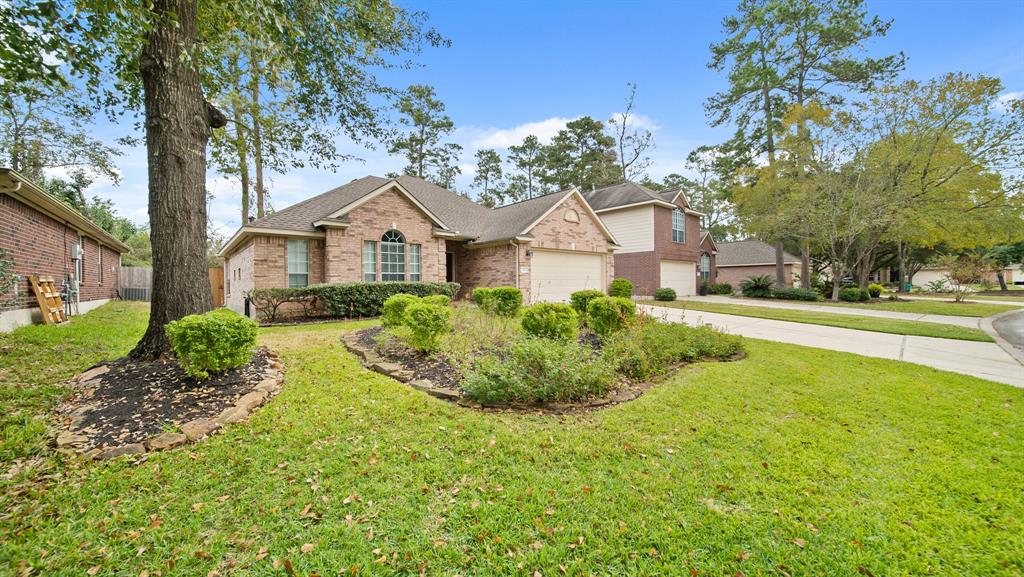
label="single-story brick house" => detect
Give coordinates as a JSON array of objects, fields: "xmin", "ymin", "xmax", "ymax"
[
  {"xmin": 581, "ymin": 182, "xmax": 713, "ymax": 297},
  {"xmin": 714, "ymin": 239, "xmax": 799, "ymax": 288},
  {"xmin": 218, "ymin": 175, "xmax": 620, "ymax": 312},
  {"xmin": 0, "ymin": 168, "xmax": 129, "ymax": 331}
]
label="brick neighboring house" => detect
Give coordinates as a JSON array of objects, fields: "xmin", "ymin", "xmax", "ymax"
[
  {"xmin": 0, "ymin": 168, "xmax": 129, "ymax": 331},
  {"xmin": 219, "ymin": 175, "xmax": 619, "ymax": 312},
  {"xmin": 581, "ymin": 182, "xmax": 711, "ymax": 297},
  {"xmin": 715, "ymin": 239, "xmax": 799, "ymax": 288}
]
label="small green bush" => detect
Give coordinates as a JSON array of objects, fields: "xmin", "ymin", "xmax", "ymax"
[
  {"xmin": 653, "ymin": 287, "xmax": 677, "ymax": 301},
  {"xmin": 421, "ymin": 294, "xmax": 451, "ymax": 307},
  {"xmin": 471, "ymin": 287, "xmax": 493, "ymax": 308},
  {"xmin": 770, "ymin": 287, "xmax": 820, "ymax": 301},
  {"xmin": 520, "ymin": 303, "xmax": 579, "ymax": 342},
  {"xmin": 382, "ymin": 293, "xmax": 421, "ymax": 327},
  {"xmin": 867, "ymin": 283, "xmax": 884, "ymax": 298},
  {"xmin": 739, "ymin": 275, "xmax": 774, "ymax": 298},
  {"xmin": 570, "ymin": 289, "xmax": 605, "ymax": 320},
  {"xmin": 304, "ymin": 281, "xmax": 460, "ymax": 318},
  {"xmin": 462, "ymin": 338, "xmax": 614, "ymax": 405},
  {"xmin": 488, "ymin": 287, "xmax": 523, "ymax": 317},
  {"xmin": 706, "ymin": 282, "xmax": 733, "ymax": 295},
  {"xmin": 165, "ymin": 308, "xmax": 258, "ymax": 379},
  {"xmin": 839, "ymin": 287, "xmax": 870, "ymax": 302},
  {"xmin": 609, "ymin": 278, "xmax": 634, "ymax": 298},
  {"xmin": 403, "ymin": 302, "xmax": 453, "ymax": 352},
  {"xmin": 602, "ymin": 320, "xmax": 744, "ymax": 380},
  {"xmin": 586, "ymin": 296, "xmax": 636, "ymax": 336}
]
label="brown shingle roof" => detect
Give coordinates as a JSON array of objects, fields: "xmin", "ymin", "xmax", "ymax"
[
  {"xmin": 581, "ymin": 181, "xmax": 670, "ymax": 211},
  {"xmin": 716, "ymin": 239, "xmax": 799, "ymax": 266}
]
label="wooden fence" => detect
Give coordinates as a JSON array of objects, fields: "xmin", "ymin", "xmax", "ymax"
[{"xmin": 119, "ymin": 267, "xmax": 224, "ymax": 306}]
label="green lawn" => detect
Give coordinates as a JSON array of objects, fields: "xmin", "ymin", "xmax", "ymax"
[
  {"xmin": 809, "ymin": 298, "xmax": 1019, "ymax": 317},
  {"xmin": 909, "ymin": 293, "xmax": 1024, "ymax": 304},
  {"xmin": 2, "ymin": 304, "xmax": 1023, "ymax": 576},
  {"xmin": 644, "ymin": 300, "xmax": 994, "ymax": 342}
]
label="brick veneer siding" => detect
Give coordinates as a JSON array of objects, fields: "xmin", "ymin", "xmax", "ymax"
[
  {"xmin": 0, "ymin": 192, "xmax": 121, "ymax": 316},
  {"xmin": 716, "ymin": 264, "xmax": 796, "ymax": 288},
  {"xmin": 453, "ymin": 242, "xmax": 516, "ymax": 296},
  {"xmin": 607, "ymin": 199, "xmax": 702, "ymax": 297},
  {"xmin": 224, "ymin": 239, "xmax": 255, "ymax": 312},
  {"xmin": 252, "ymin": 236, "xmax": 325, "ymax": 289},
  {"xmin": 324, "ymin": 188, "xmax": 445, "ymax": 284}
]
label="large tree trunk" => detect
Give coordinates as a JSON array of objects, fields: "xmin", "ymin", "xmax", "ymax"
[
  {"xmin": 897, "ymin": 241, "xmax": 906, "ymax": 293},
  {"xmin": 774, "ymin": 241, "xmax": 786, "ymax": 287},
  {"xmin": 996, "ymin": 270, "xmax": 1008, "ymax": 291},
  {"xmin": 250, "ymin": 60, "xmax": 266, "ymax": 218},
  {"xmin": 800, "ymin": 237, "xmax": 811, "ymax": 290},
  {"xmin": 131, "ymin": 0, "xmax": 223, "ymax": 360}
]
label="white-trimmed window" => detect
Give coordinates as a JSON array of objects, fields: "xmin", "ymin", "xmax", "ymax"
[
  {"xmin": 363, "ymin": 240, "xmax": 377, "ymax": 281},
  {"xmin": 381, "ymin": 230, "xmax": 406, "ymax": 282},
  {"xmin": 672, "ymin": 209, "xmax": 685, "ymax": 243},
  {"xmin": 700, "ymin": 253, "xmax": 711, "ymax": 282},
  {"xmin": 287, "ymin": 239, "xmax": 309, "ymax": 288},
  {"xmin": 409, "ymin": 244, "xmax": 421, "ymax": 281}
]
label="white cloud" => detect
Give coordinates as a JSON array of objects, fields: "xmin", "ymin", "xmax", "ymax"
[
  {"xmin": 994, "ymin": 91, "xmax": 1023, "ymax": 113},
  {"xmin": 468, "ymin": 116, "xmax": 577, "ymax": 149},
  {"xmin": 607, "ymin": 112, "xmax": 661, "ymax": 132}
]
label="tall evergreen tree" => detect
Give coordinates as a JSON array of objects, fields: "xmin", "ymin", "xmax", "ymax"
[
  {"xmin": 540, "ymin": 117, "xmax": 618, "ymax": 192},
  {"xmin": 389, "ymin": 84, "xmax": 463, "ymax": 188},
  {"xmin": 472, "ymin": 148, "xmax": 505, "ymax": 207},
  {"xmin": 506, "ymin": 134, "xmax": 545, "ymax": 200}
]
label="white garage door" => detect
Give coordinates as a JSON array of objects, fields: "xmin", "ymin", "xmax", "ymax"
[
  {"xmin": 659, "ymin": 260, "xmax": 696, "ymax": 297},
  {"xmin": 531, "ymin": 250, "xmax": 605, "ymax": 303}
]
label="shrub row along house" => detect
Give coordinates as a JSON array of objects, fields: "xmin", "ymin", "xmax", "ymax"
[
  {"xmin": 0, "ymin": 169, "xmax": 129, "ymax": 331},
  {"xmin": 218, "ymin": 176, "xmax": 716, "ymax": 311}
]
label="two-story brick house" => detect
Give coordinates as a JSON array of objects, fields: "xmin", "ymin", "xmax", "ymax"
[
  {"xmin": 582, "ymin": 182, "xmax": 715, "ymax": 297},
  {"xmin": 218, "ymin": 175, "xmax": 620, "ymax": 312}
]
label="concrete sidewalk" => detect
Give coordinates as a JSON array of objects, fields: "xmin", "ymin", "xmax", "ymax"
[
  {"xmin": 679, "ymin": 295, "xmax": 982, "ymax": 329},
  {"xmin": 643, "ymin": 304, "xmax": 1024, "ymax": 388}
]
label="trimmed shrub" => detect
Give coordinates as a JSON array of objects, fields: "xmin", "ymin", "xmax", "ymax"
[
  {"xmin": 488, "ymin": 287, "xmax": 523, "ymax": 317},
  {"xmin": 770, "ymin": 288, "xmax": 820, "ymax": 301},
  {"xmin": 520, "ymin": 303, "xmax": 579, "ymax": 342},
  {"xmin": 739, "ymin": 275, "xmax": 774, "ymax": 298},
  {"xmin": 602, "ymin": 320, "xmax": 744, "ymax": 380},
  {"xmin": 471, "ymin": 287, "xmax": 493, "ymax": 308},
  {"xmin": 421, "ymin": 294, "xmax": 452, "ymax": 307},
  {"xmin": 867, "ymin": 283, "xmax": 884, "ymax": 298},
  {"xmin": 609, "ymin": 278, "xmax": 634, "ymax": 298},
  {"xmin": 653, "ymin": 287, "xmax": 677, "ymax": 301},
  {"xmin": 248, "ymin": 287, "xmax": 314, "ymax": 322},
  {"xmin": 586, "ymin": 296, "xmax": 636, "ymax": 336},
  {"xmin": 306, "ymin": 281, "xmax": 459, "ymax": 318},
  {"xmin": 165, "ymin": 308, "xmax": 258, "ymax": 380},
  {"xmin": 706, "ymin": 282, "xmax": 733, "ymax": 295},
  {"xmin": 382, "ymin": 294, "xmax": 420, "ymax": 327},
  {"xmin": 570, "ymin": 289, "xmax": 605, "ymax": 319},
  {"xmin": 462, "ymin": 338, "xmax": 615, "ymax": 405},
  {"xmin": 403, "ymin": 302, "xmax": 453, "ymax": 352},
  {"xmin": 839, "ymin": 287, "xmax": 870, "ymax": 302}
]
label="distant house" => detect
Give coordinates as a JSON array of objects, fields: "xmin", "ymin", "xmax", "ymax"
[
  {"xmin": 0, "ymin": 168, "xmax": 129, "ymax": 331},
  {"xmin": 911, "ymin": 265, "xmax": 1018, "ymax": 287},
  {"xmin": 582, "ymin": 182, "xmax": 712, "ymax": 297},
  {"xmin": 715, "ymin": 239, "xmax": 799, "ymax": 288},
  {"xmin": 218, "ymin": 175, "xmax": 619, "ymax": 310}
]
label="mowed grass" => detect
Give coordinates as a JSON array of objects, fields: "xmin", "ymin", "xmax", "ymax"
[
  {"xmin": 909, "ymin": 293, "xmax": 1024, "ymax": 304},
  {"xmin": 0, "ymin": 301, "xmax": 150, "ymax": 461},
  {"xmin": 812, "ymin": 298, "xmax": 1019, "ymax": 317},
  {"xmin": 1, "ymin": 304, "xmax": 1023, "ymax": 576},
  {"xmin": 646, "ymin": 300, "xmax": 995, "ymax": 342}
]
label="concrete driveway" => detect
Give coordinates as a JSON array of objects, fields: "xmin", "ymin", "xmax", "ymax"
[{"xmin": 643, "ymin": 304, "xmax": 1024, "ymax": 388}]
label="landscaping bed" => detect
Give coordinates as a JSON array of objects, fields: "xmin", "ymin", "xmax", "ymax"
[{"xmin": 342, "ymin": 288, "xmax": 745, "ymax": 414}]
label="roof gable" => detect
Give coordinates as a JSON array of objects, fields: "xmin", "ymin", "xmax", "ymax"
[
  {"xmin": 716, "ymin": 239, "xmax": 799, "ymax": 267},
  {"xmin": 326, "ymin": 180, "xmax": 450, "ymax": 230}
]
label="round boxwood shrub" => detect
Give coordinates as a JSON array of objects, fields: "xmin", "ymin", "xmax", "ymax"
[
  {"xmin": 471, "ymin": 287, "xmax": 493, "ymax": 308},
  {"xmin": 165, "ymin": 308, "xmax": 258, "ymax": 380},
  {"xmin": 770, "ymin": 287, "xmax": 820, "ymax": 301},
  {"xmin": 421, "ymin": 294, "xmax": 451, "ymax": 307},
  {"xmin": 403, "ymin": 302, "xmax": 453, "ymax": 352},
  {"xmin": 867, "ymin": 283, "xmax": 884, "ymax": 298},
  {"xmin": 382, "ymin": 293, "xmax": 420, "ymax": 327},
  {"xmin": 569, "ymin": 289, "xmax": 605, "ymax": 320},
  {"xmin": 706, "ymin": 282, "xmax": 733, "ymax": 295},
  {"xmin": 488, "ymin": 287, "xmax": 523, "ymax": 317},
  {"xmin": 587, "ymin": 296, "xmax": 636, "ymax": 336},
  {"xmin": 839, "ymin": 287, "xmax": 870, "ymax": 302},
  {"xmin": 653, "ymin": 287, "xmax": 677, "ymax": 301},
  {"xmin": 521, "ymin": 303, "xmax": 579, "ymax": 342},
  {"xmin": 609, "ymin": 278, "xmax": 634, "ymax": 298}
]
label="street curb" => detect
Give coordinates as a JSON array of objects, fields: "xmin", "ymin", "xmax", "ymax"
[{"xmin": 982, "ymin": 310, "xmax": 1024, "ymax": 367}]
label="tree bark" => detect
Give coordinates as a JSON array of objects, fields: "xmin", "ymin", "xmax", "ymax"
[
  {"xmin": 897, "ymin": 241, "xmax": 906, "ymax": 293},
  {"xmin": 800, "ymin": 237, "xmax": 811, "ymax": 289},
  {"xmin": 996, "ymin": 270, "xmax": 1007, "ymax": 291},
  {"xmin": 250, "ymin": 58, "xmax": 266, "ymax": 218},
  {"xmin": 775, "ymin": 241, "xmax": 786, "ymax": 287},
  {"xmin": 131, "ymin": 0, "xmax": 221, "ymax": 359}
]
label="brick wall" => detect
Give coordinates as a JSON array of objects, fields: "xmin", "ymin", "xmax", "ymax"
[
  {"xmin": 614, "ymin": 252, "xmax": 658, "ymax": 296},
  {"xmin": 716, "ymin": 264, "xmax": 795, "ymax": 288},
  {"xmin": 699, "ymin": 234, "xmax": 717, "ymax": 284},
  {"xmin": 0, "ymin": 192, "xmax": 120, "ymax": 314},
  {"xmin": 224, "ymin": 239, "xmax": 254, "ymax": 312},
  {"xmin": 454, "ymin": 242, "xmax": 516, "ymax": 296},
  {"xmin": 252, "ymin": 236, "xmax": 325, "ymax": 289}
]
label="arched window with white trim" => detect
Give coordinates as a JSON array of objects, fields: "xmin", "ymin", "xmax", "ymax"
[{"xmin": 381, "ymin": 230, "xmax": 406, "ymax": 281}]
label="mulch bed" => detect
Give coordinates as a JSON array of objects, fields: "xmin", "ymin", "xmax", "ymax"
[{"xmin": 55, "ymin": 348, "xmax": 285, "ymax": 459}]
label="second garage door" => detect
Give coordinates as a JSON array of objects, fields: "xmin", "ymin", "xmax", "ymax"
[
  {"xmin": 659, "ymin": 260, "xmax": 696, "ymax": 297},
  {"xmin": 530, "ymin": 250, "xmax": 605, "ymax": 303}
]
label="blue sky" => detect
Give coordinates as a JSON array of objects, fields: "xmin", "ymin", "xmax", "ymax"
[{"xmin": 83, "ymin": 0, "xmax": 1024, "ymax": 238}]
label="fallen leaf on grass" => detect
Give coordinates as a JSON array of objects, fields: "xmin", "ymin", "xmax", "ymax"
[
  {"xmin": 791, "ymin": 537, "xmax": 805, "ymax": 548},
  {"xmin": 87, "ymin": 567, "xmax": 101, "ymax": 576},
  {"xmin": 300, "ymin": 543, "xmax": 315, "ymax": 554}
]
